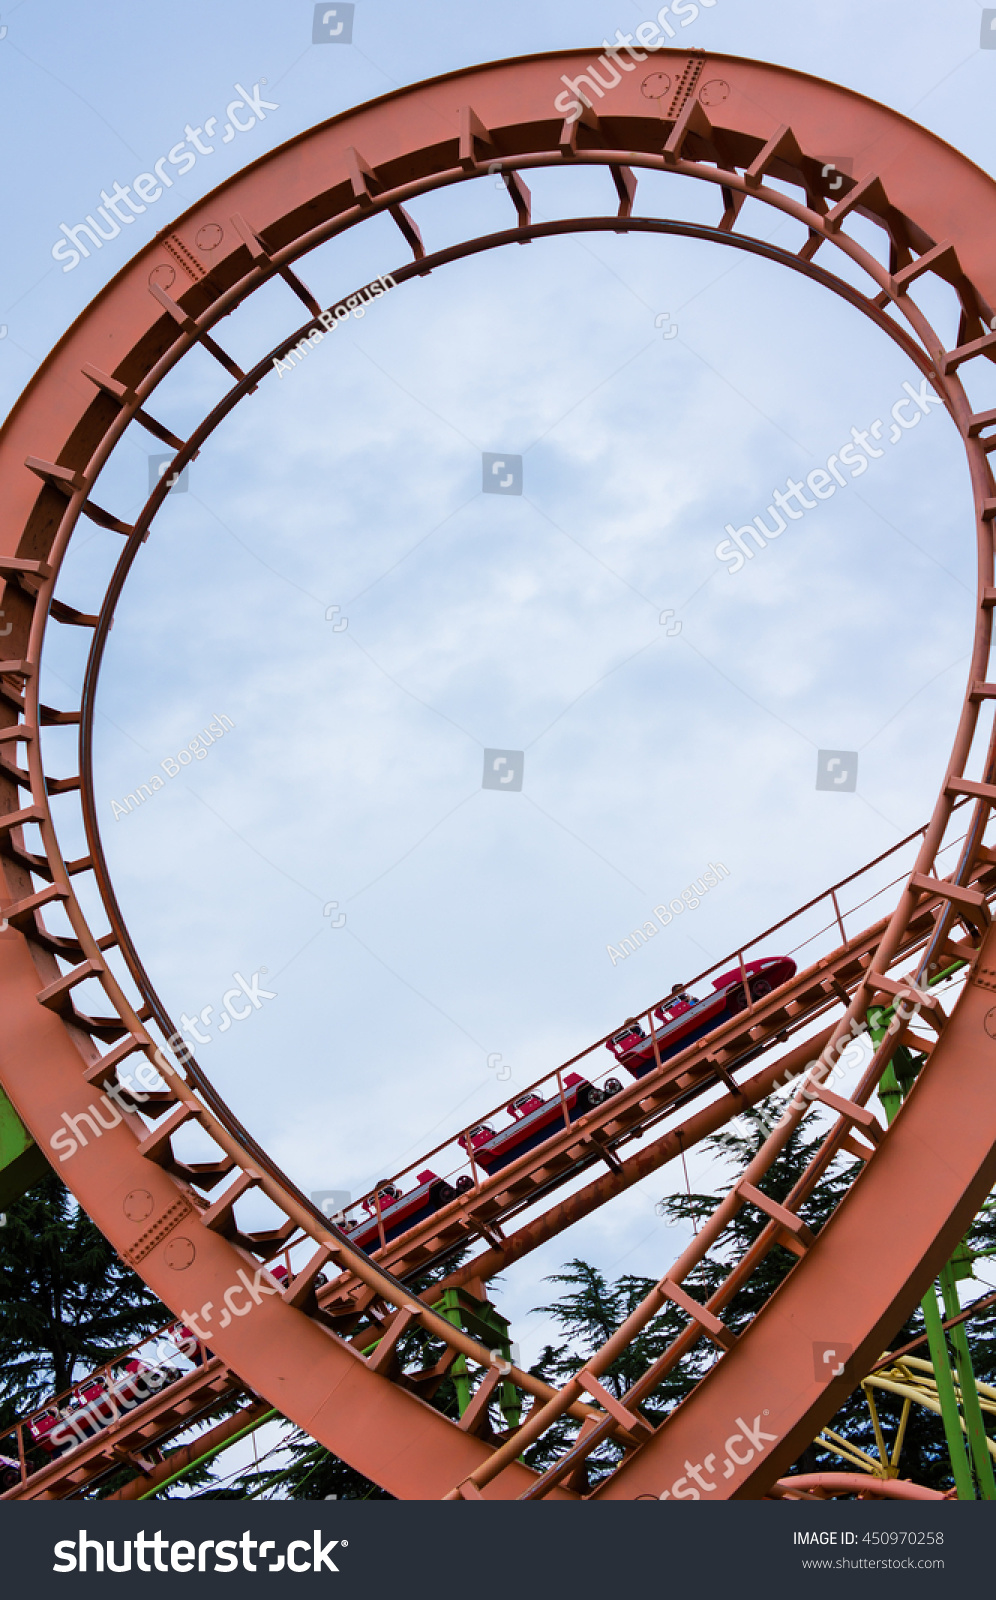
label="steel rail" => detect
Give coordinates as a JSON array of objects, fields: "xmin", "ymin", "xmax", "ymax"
[
  {"xmin": 70, "ymin": 210, "xmax": 950, "ymax": 1237},
  {"xmin": 3, "ymin": 49, "xmax": 996, "ymax": 1499},
  {"xmin": 66, "ymin": 162, "xmax": 982, "ymax": 1287}
]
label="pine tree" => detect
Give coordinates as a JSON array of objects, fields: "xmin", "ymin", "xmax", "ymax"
[
  {"xmin": 524, "ymin": 1111, "xmax": 996, "ymax": 1491},
  {"xmin": 0, "ymin": 1174, "xmax": 170, "ymax": 1430},
  {"xmin": 14, "ymin": 1118, "xmax": 986, "ymax": 1499},
  {"xmin": 0, "ymin": 1177, "xmax": 297, "ymax": 1497},
  {"xmin": 230, "ymin": 1428, "xmax": 395, "ymax": 1501},
  {"xmin": 234, "ymin": 1248, "xmax": 477, "ymax": 1500}
]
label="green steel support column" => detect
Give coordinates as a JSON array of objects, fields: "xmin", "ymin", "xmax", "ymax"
[
  {"xmin": 436, "ymin": 1294, "xmax": 473, "ymax": 1417},
  {"xmin": 0, "ymin": 1084, "xmax": 49, "ymax": 1210},
  {"xmin": 938, "ymin": 1255, "xmax": 996, "ymax": 1499},
  {"xmin": 433, "ymin": 1288, "xmax": 521, "ymax": 1430},
  {"xmin": 878, "ymin": 1048, "xmax": 977, "ymax": 1500},
  {"xmin": 919, "ymin": 1285, "xmax": 978, "ymax": 1500},
  {"xmin": 361, "ymin": 1288, "xmax": 521, "ymax": 1428}
]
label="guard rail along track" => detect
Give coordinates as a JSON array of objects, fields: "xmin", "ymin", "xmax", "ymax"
[{"xmin": 3, "ymin": 47, "xmax": 996, "ymax": 1499}]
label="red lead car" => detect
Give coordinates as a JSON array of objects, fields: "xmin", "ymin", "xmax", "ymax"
[{"xmin": 607, "ymin": 957, "xmax": 797, "ymax": 1079}]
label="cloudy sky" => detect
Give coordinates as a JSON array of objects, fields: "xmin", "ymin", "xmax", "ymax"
[{"xmin": 3, "ymin": 0, "xmax": 995, "ymax": 1387}]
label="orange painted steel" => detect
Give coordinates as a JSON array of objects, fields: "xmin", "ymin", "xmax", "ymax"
[
  {"xmin": 2, "ymin": 47, "xmax": 996, "ymax": 1500},
  {"xmin": 592, "ymin": 927, "xmax": 996, "ymax": 1498},
  {"xmin": 107, "ymin": 1401, "xmax": 277, "ymax": 1502},
  {"xmin": 771, "ymin": 1474, "xmax": 947, "ymax": 1501}
]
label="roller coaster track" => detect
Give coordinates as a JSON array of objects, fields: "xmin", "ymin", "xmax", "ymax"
[
  {"xmin": 4, "ymin": 831, "xmax": 990, "ymax": 1500},
  {"xmin": 3, "ymin": 47, "xmax": 996, "ymax": 1501}
]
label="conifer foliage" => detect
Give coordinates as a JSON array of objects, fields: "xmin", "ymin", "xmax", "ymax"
[
  {"xmin": 0, "ymin": 1175, "xmax": 169, "ymax": 1427},
  {"xmin": 525, "ymin": 1112, "xmax": 996, "ymax": 1491},
  {"xmin": 5, "ymin": 1120, "xmax": 993, "ymax": 1499}
]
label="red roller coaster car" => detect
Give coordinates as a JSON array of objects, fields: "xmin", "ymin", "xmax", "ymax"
[
  {"xmin": 343, "ymin": 1169, "xmax": 457, "ymax": 1253},
  {"xmin": 26, "ymin": 1368, "xmax": 119, "ymax": 1457},
  {"xmin": 607, "ymin": 957, "xmax": 797, "ymax": 1079},
  {"xmin": 26, "ymin": 1353, "xmax": 185, "ymax": 1457},
  {"xmin": 464, "ymin": 1074, "xmax": 608, "ymax": 1177}
]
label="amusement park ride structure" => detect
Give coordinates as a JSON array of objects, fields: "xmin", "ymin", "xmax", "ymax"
[{"xmin": 2, "ymin": 46, "xmax": 996, "ymax": 1501}]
